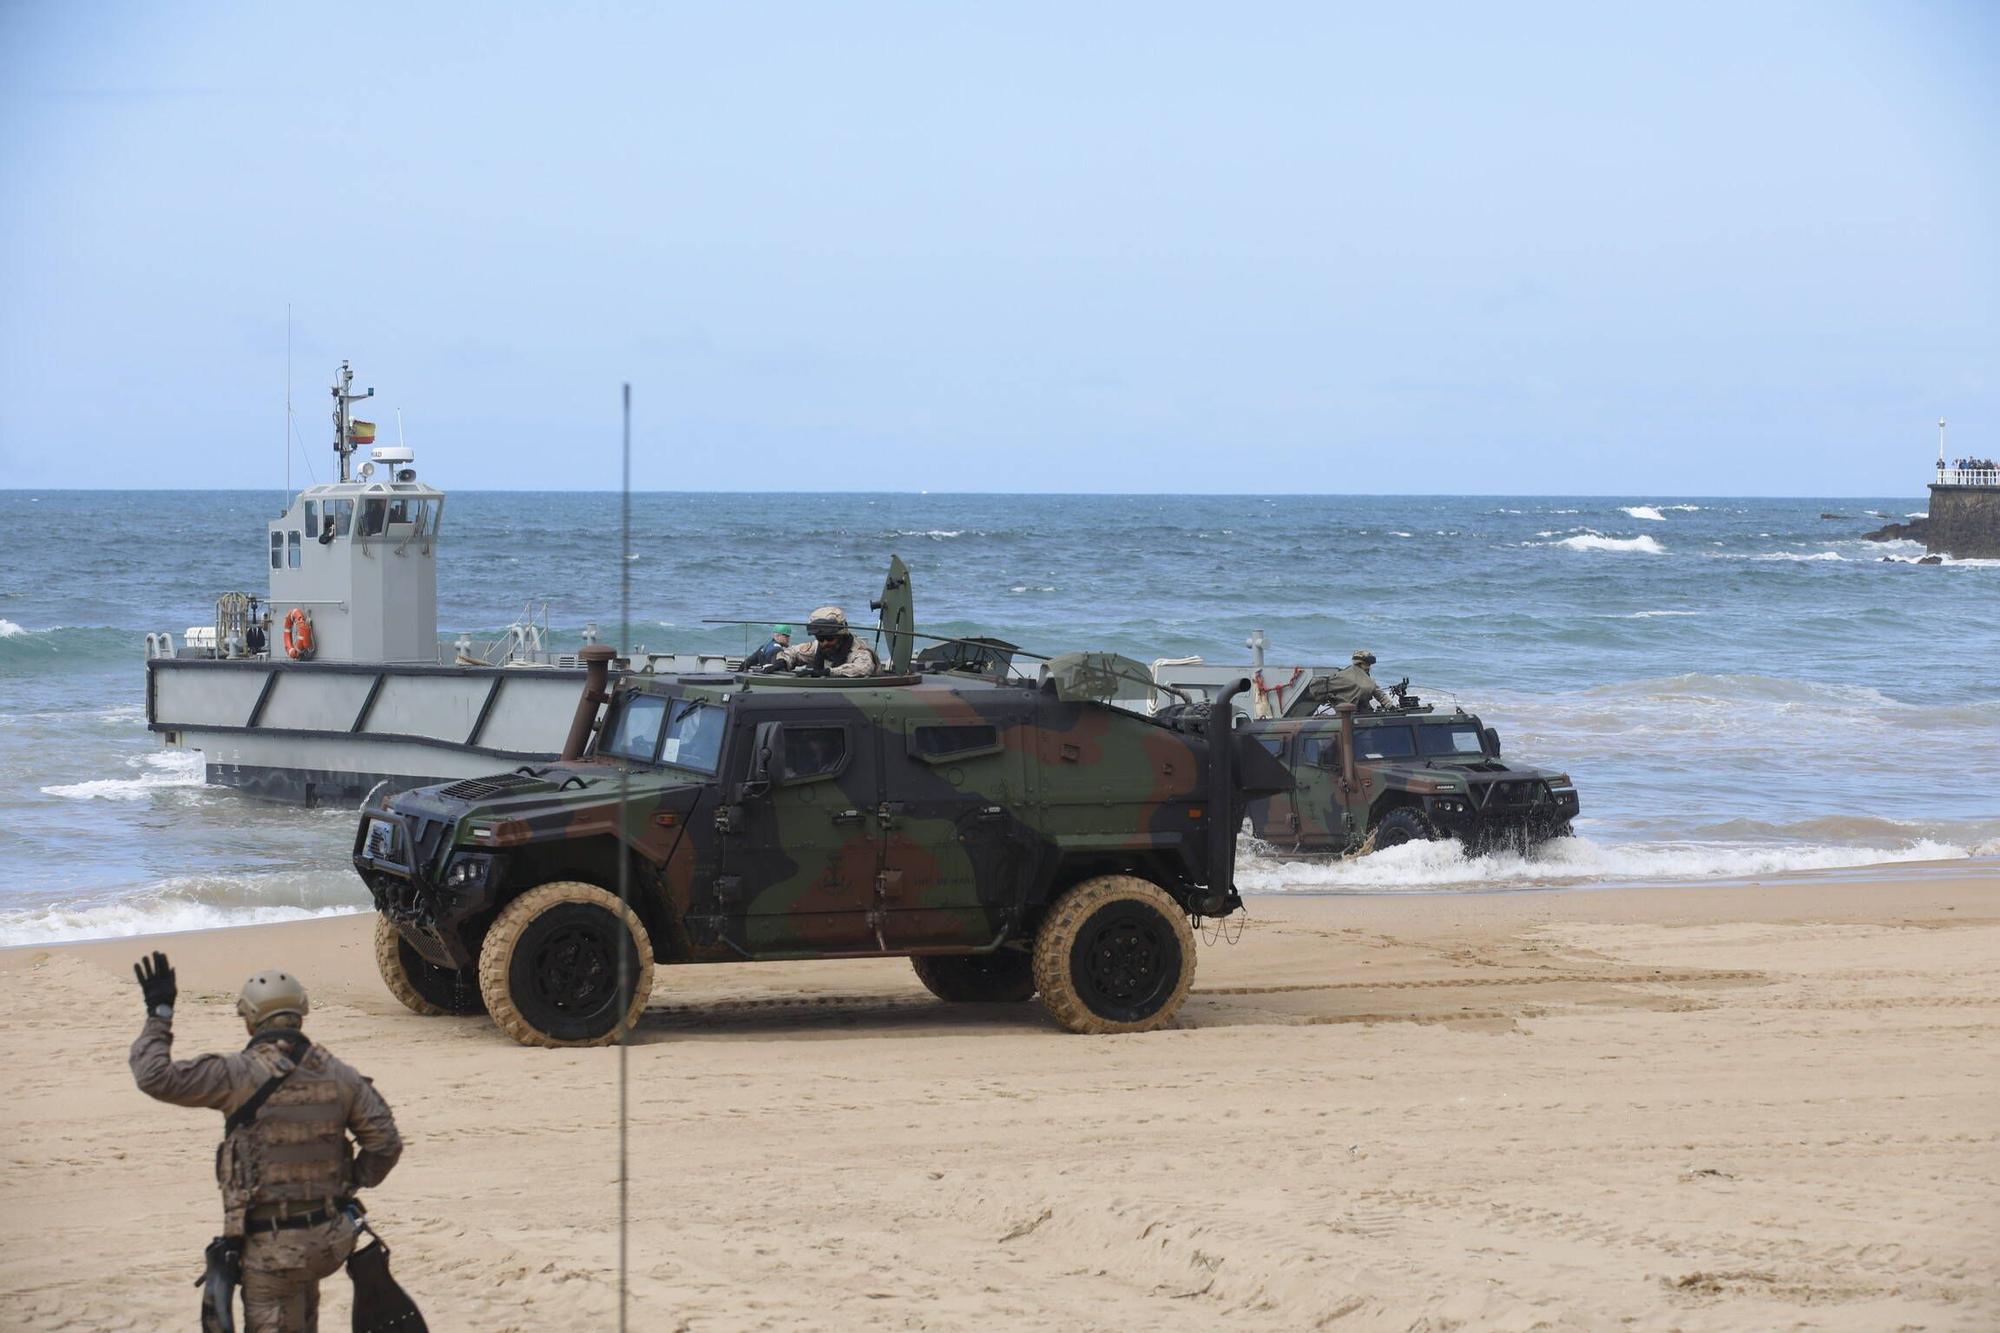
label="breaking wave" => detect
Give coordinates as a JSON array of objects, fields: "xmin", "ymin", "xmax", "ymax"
[
  {"xmin": 0, "ymin": 619, "xmax": 25, "ymax": 638},
  {"xmin": 0, "ymin": 869, "xmax": 371, "ymax": 947},
  {"xmin": 40, "ymin": 750, "xmax": 206, "ymax": 802},
  {"xmin": 1621, "ymin": 505, "xmax": 1667, "ymax": 521},
  {"xmin": 1238, "ymin": 834, "xmax": 1976, "ymax": 895},
  {"xmin": 1543, "ymin": 532, "xmax": 1666, "ymax": 554}
]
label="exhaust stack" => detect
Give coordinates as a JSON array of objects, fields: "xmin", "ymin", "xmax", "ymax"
[{"xmin": 562, "ymin": 645, "xmax": 619, "ymax": 761}]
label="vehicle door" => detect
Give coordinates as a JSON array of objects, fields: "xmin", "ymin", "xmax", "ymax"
[
  {"xmin": 712, "ymin": 708, "xmax": 883, "ymax": 955},
  {"xmin": 875, "ymin": 706, "xmax": 1033, "ymax": 949},
  {"xmin": 1243, "ymin": 732, "xmax": 1297, "ymax": 844},
  {"xmin": 1293, "ymin": 728, "xmax": 1356, "ymax": 849}
]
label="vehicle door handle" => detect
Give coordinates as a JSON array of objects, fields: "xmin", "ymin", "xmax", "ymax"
[
  {"xmin": 832, "ymin": 809, "xmax": 864, "ymax": 827},
  {"xmin": 976, "ymin": 805, "xmax": 1006, "ymax": 822}
]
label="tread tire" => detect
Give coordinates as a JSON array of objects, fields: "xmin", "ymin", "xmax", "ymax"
[
  {"xmin": 374, "ymin": 913, "xmax": 485, "ymax": 1016},
  {"xmin": 478, "ymin": 881, "xmax": 655, "ymax": 1048},
  {"xmin": 1032, "ymin": 875, "xmax": 1196, "ymax": 1035},
  {"xmin": 1371, "ymin": 806, "xmax": 1437, "ymax": 850},
  {"xmin": 911, "ymin": 952, "xmax": 1037, "ymax": 1004}
]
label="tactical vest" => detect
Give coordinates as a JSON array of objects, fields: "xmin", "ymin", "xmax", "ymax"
[{"xmin": 216, "ymin": 1032, "xmax": 353, "ymax": 1234}]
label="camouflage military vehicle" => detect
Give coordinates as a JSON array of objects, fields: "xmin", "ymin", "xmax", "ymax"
[
  {"xmin": 353, "ymin": 644, "xmax": 1291, "ymax": 1047},
  {"xmin": 1240, "ymin": 687, "xmax": 1579, "ymax": 856}
]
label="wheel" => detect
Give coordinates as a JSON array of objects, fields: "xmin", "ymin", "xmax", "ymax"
[
  {"xmin": 374, "ymin": 914, "xmax": 486, "ymax": 1016},
  {"xmin": 1032, "ymin": 875, "xmax": 1196, "ymax": 1034},
  {"xmin": 477, "ymin": 881, "xmax": 655, "ymax": 1048},
  {"xmin": 911, "ymin": 951, "xmax": 1037, "ymax": 1003},
  {"xmin": 1371, "ymin": 807, "xmax": 1437, "ymax": 850}
]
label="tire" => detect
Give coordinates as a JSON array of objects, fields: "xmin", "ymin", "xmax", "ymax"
[
  {"xmin": 911, "ymin": 952, "xmax": 1037, "ymax": 1004},
  {"xmin": 477, "ymin": 881, "xmax": 655, "ymax": 1048},
  {"xmin": 1032, "ymin": 875, "xmax": 1196, "ymax": 1034},
  {"xmin": 374, "ymin": 914, "xmax": 486, "ymax": 1016},
  {"xmin": 1371, "ymin": 807, "xmax": 1437, "ymax": 850}
]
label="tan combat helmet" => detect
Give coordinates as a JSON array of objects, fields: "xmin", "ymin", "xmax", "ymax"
[
  {"xmin": 1352, "ymin": 650, "xmax": 1377, "ymax": 665},
  {"xmin": 237, "ymin": 969, "xmax": 310, "ymax": 1027},
  {"xmin": 806, "ymin": 606, "xmax": 849, "ymax": 639}
]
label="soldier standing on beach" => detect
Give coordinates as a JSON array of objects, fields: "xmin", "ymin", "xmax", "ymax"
[{"xmin": 130, "ymin": 952, "xmax": 402, "ymax": 1332}]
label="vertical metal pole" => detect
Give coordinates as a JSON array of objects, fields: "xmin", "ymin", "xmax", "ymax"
[{"xmin": 616, "ymin": 382, "xmax": 632, "ymax": 1333}]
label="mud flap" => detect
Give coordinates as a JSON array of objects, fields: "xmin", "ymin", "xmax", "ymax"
[{"xmin": 348, "ymin": 1233, "xmax": 427, "ymax": 1332}]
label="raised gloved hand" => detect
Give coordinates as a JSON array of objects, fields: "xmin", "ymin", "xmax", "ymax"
[{"xmin": 135, "ymin": 950, "xmax": 177, "ymax": 1016}]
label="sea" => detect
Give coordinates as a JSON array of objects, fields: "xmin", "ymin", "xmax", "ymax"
[{"xmin": 2, "ymin": 490, "xmax": 1996, "ymax": 946}]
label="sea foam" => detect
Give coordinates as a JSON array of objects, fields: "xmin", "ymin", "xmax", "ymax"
[
  {"xmin": 41, "ymin": 751, "xmax": 205, "ymax": 802},
  {"xmin": 1621, "ymin": 505, "xmax": 1667, "ymax": 521}
]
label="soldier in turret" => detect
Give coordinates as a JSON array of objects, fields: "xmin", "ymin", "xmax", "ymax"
[
  {"xmin": 764, "ymin": 605, "xmax": 879, "ymax": 678},
  {"xmin": 130, "ymin": 952, "xmax": 402, "ymax": 1332},
  {"xmin": 1315, "ymin": 650, "xmax": 1394, "ymax": 714}
]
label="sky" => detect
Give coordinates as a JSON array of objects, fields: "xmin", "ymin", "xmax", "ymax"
[{"xmin": 0, "ymin": 1, "xmax": 1995, "ymax": 494}]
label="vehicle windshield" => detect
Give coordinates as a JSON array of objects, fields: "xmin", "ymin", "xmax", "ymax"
[
  {"xmin": 1353, "ymin": 725, "xmax": 1415, "ymax": 760},
  {"xmin": 660, "ymin": 700, "xmax": 725, "ymax": 774},
  {"xmin": 603, "ymin": 694, "xmax": 669, "ymax": 762},
  {"xmin": 1418, "ymin": 722, "xmax": 1486, "ymax": 758}
]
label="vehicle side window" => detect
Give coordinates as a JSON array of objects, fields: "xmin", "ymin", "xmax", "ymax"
[
  {"xmin": 1354, "ymin": 726, "xmax": 1415, "ymax": 760},
  {"xmin": 782, "ymin": 725, "xmax": 848, "ymax": 782},
  {"xmin": 1302, "ymin": 736, "xmax": 1341, "ymax": 768},
  {"xmin": 909, "ymin": 723, "xmax": 1000, "ymax": 763},
  {"xmin": 270, "ymin": 531, "xmax": 283, "ymax": 569},
  {"xmin": 1255, "ymin": 736, "xmax": 1284, "ymax": 759}
]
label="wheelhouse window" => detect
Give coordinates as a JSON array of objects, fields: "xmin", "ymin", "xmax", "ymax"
[
  {"xmin": 783, "ymin": 726, "xmax": 848, "ymax": 780},
  {"xmin": 287, "ymin": 531, "xmax": 302, "ymax": 568},
  {"xmin": 604, "ymin": 694, "xmax": 669, "ymax": 762},
  {"xmin": 660, "ymin": 700, "xmax": 725, "ymax": 774},
  {"xmin": 1353, "ymin": 726, "xmax": 1416, "ymax": 760},
  {"xmin": 358, "ymin": 498, "xmax": 389, "ymax": 538},
  {"xmin": 1418, "ymin": 723, "xmax": 1486, "ymax": 757},
  {"xmin": 269, "ymin": 532, "xmax": 283, "ymax": 569},
  {"xmin": 320, "ymin": 499, "xmax": 354, "ymax": 540}
]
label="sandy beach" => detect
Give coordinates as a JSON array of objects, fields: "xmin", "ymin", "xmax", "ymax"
[{"xmin": 3, "ymin": 865, "xmax": 1996, "ymax": 1331}]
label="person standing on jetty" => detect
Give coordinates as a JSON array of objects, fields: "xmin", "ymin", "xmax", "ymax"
[{"xmin": 129, "ymin": 952, "xmax": 403, "ymax": 1332}]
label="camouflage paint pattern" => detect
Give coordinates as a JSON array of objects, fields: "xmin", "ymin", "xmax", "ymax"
[
  {"xmin": 354, "ymin": 671, "xmax": 1292, "ymax": 970},
  {"xmin": 1241, "ymin": 708, "xmax": 1580, "ymax": 855}
]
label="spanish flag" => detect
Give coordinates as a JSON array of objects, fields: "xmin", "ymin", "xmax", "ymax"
[{"xmin": 348, "ymin": 420, "xmax": 377, "ymax": 445}]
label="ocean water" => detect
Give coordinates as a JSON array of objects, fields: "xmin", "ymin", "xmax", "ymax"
[{"xmin": 2, "ymin": 490, "xmax": 1996, "ymax": 945}]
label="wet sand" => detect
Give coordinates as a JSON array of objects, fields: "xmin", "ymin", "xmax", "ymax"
[{"xmin": 3, "ymin": 864, "xmax": 1996, "ymax": 1330}]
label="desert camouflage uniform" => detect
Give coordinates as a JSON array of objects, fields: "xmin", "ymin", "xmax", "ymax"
[
  {"xmin": 774, "ymin": 635, "xmax": 880, "ymax": 678},
  {"xmin": 130, "ymin": 1017, "xmax": 401, "ymax": 1332}
]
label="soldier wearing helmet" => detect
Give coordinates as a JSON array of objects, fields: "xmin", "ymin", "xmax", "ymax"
[
  {"xmin": 763, "ymin": 604, "xmax": 880, "ymax": 678},
  {"xmin": 130, "ymin": 952, "xmax": 402, "ymax": 1332},
  {"xmin": 1314, "ymin": 650, "xmax": 1394, "ymax": 714}
]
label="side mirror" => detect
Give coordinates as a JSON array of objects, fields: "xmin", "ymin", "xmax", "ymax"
[
  {"xmin": 1482, "ymin": 726, "xmax": 1500, "ymax": 757},
  {"xmin": 743, "ymin": 720, "xmax": 785, "ymax": 796}
]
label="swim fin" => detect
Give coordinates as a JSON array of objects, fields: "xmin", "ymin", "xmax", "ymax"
[{"xmin": 347, "ymin": 1233, "xmax": 427, "ymax": 1333}]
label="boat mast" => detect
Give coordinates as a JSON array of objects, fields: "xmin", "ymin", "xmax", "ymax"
[{"xmin": 331, "ymin": 360, "xmax": 375, "ymax": 483}]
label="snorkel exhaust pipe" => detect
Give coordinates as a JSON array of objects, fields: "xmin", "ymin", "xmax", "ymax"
[
  {"xmin": 1199, "ymin": 678, "xmax": 1251, "ymax": 917},
  {"xmin": 562, "ymin": 645, "xmax": 619, "ymax": 761}
]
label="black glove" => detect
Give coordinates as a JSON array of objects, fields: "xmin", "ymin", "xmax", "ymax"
[
  {"xmin": 792, "ymin": 665, "xmax": 815, "ymax": 677},
  {"xmin": 135, "ymin": 950, "xmax": 177, "ymax": 1015}
]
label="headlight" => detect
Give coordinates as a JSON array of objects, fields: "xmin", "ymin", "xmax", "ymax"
[{"xmin": 444, "ymin": 854, "xmax": 492, "ymax": 888}]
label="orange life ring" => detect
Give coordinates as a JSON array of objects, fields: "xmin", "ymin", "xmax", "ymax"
[{"xmin": 282, "ymin": 607, "xmax": 315, "ymax": 660}]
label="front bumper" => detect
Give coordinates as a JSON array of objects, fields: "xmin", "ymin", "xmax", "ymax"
[
  {"xmin": 352, "ymin": 807, "xmax": 503, "ymax": 969},
  {"xmin": 1425, "ymin": 781, "xmax": 1579, "ymax": 851}
]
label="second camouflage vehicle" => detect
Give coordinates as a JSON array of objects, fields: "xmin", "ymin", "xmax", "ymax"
[
  {"xmin": 353, "ymin": 640, "xmax": 1291, "ymax": 1046},
  {"xmin": 1242, "ymin": 682, "xmax": 1579, "ymax": 856}
]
